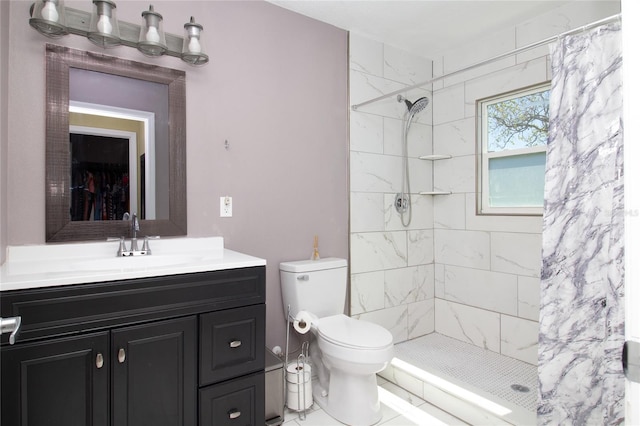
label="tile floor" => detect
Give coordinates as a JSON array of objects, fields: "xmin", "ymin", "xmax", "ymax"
[
  {"xmin": 282, "ymin": 376, "xmax": 468, "ymax": 426},
  {"xmin": 279, "ymin": 333, "xmax": 538, "ymax": 426},
  {"xmin": 392, "ymin": 334, "xmax": 536, "ymax": 412}
]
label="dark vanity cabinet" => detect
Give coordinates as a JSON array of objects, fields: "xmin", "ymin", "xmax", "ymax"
[
  {"xmin": 1, "ymin": 331, "xmax": 111, "ymax": 425},
  {"xmin": 1, "ymin": 266, "xmax": 266, "ymax": 426}
]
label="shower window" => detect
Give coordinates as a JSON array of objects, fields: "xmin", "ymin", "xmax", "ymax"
[{"xmin": 476, "ymin": 82, "xmax": 550, "ymax": 215}]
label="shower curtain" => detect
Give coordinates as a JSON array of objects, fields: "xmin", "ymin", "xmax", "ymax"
[{"xmin": 538, "ymin": 22, "xmax": 624, "ymax": 425}]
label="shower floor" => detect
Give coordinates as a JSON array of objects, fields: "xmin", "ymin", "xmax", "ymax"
[{"xmin": 387, "ymin": 333, "xmax": 537, "ymax": 424}]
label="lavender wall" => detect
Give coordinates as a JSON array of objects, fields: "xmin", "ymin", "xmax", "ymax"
[{"xmin": 3, "ymin": 0, "xmax": 349, "ymax": 349}]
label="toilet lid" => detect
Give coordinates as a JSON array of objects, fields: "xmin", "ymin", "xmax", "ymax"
[{"xmin": 317, "ymin": 315, "xmax": 393, "ymax": 349}]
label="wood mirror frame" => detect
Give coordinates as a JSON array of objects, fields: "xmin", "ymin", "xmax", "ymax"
[{"xmin": 45, "ymin": 44, "xmax": 187, "ymax": 242}]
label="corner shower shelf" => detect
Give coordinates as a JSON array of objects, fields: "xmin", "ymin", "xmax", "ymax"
[
  {"xmin": 419, "ymin": 154, "xmax": 452, "ymax": 195},
  {"xmin": 419, "ymin": 154, "xmax": 452, "ymax": 161},
  {"xmin": 420, "ymin": 191, "xmax": 452, "ymax": 195}
]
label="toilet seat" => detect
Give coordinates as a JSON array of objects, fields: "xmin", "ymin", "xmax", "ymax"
[{"xmin": 317, "ymin": 314, "xmax": 393, "ymax": 350}]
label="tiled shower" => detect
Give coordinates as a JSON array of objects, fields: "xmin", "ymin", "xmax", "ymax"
[
  {"xmin": 348, "ymin": 0, "xmax": 620, "ymax": 369},
  {"xmin": 349, "ymin": 34, "xmax": 541, "ymax": 367}
]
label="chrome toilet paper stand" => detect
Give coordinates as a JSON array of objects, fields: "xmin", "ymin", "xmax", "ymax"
[{"xmin": 285, "ymin": 305, "xmax": 311, "ymax": 420}]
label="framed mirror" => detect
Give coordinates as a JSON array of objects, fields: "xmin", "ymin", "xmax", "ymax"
[{"xmin": 45, "ymin": 44, "xmax": 186, "ymax": 242}]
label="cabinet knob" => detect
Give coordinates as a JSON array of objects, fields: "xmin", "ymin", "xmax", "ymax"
[
  {"xmin": 96, "ymin": 353, "xmax": 104, "ymax": 369},
  {"xmin": 228, "ymin": 409, "xmax": 241, "ymax": 419},
  {"xmin": 229, "ymin": 340, "xmax": 242, "ymax": 348},
  {"xmin": 118, "ymin": 348, "xmax": 126, "ymax": 363}
]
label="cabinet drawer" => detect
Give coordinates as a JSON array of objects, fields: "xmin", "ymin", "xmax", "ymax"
[
  {"xmin": 199, "ymin": 372, "xmax": 265, "ymax": 426},
  {"xmin": 200, "ymin": 304, "xmax": 265, "ymax": 385},
  {"xmin": 1, "ymin": 267, "xmax": 265, "ymax": 344}
]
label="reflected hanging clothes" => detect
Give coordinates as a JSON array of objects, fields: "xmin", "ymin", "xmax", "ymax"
[{"xmin": 82, "ymin": 171, "xmax": 95, "ymax": 221}]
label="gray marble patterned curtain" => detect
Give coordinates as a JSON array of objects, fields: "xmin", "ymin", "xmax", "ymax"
[{"xmin": 538, "ymin": 22, "xmax": 624, "ymax": 425}]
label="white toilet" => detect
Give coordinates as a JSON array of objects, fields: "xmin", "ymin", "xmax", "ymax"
[{"xmin": 280, "ymin": 258, "xmax": 394, "ymax": 426}]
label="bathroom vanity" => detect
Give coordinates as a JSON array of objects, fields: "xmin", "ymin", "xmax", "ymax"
[{"xmin": 0, "ymin": 237, "xmax": 266, "ymax": 426}]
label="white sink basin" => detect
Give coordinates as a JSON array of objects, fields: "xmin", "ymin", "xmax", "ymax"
[
  {"xmin": 1, "ymin": 237, "xmax": 269, "ymax": 291},
  {"xmin": 71, "ymin": 254, "xmax": 205, "ymax": 271}
]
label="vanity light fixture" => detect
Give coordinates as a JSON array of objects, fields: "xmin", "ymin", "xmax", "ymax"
[
  {"xmin": 28, "ymin": 1, "xmax": 209, "ymax": 66},
  {"xmin": 29, "ymin": 0, "xmax": 68, "ymax": 38},
  {"xmin": 138, "ymin": 5, "xmax": 167, "ymax": 57},
  {"xmin": 87, "ymin": 0, "xmax": 121, "ymax": 48},
  {"xmin": 181, "ymin": 17, "xmax": 209, "ymax": 66}
]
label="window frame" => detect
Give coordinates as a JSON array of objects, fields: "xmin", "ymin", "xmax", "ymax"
[{"xmin": 476, "ymin": 82, "xmax": 551, "ymax": 216}]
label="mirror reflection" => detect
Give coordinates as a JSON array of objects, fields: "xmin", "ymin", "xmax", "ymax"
[
  {"xmin": 69, "ymin": 68, "xmax": 169, "ymax": 221},
  {"xmin": 69, "ymin": 101, "xmax": 158, "ymax": 221}
]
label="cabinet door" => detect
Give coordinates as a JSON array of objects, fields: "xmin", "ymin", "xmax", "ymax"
[
  {"xmin": 1, "ymin": 331, "xmax": 110, "ymax": 426},
  {"xmin": 199, "ymin": 372, "xmax": 265, "ymax": 426},
  {"xmin": 200, "ymin": 304, "xmax": 265, "ymax": 386},
  {"xmin": 111, "ymin": 316, "xmax": 196, "ymax": 426}
]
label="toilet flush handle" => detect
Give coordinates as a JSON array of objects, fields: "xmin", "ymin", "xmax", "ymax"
[{"xmin": 297, "ymin": 275, "xmax": 309, "ymax": 281}]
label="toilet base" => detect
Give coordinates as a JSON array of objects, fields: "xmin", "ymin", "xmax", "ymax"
[{"xmin": 312, "ymin": 371, "xmax": 382, "ymax": 426}]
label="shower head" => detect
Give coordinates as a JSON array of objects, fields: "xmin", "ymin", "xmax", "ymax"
[
  {"xmin": 397, "ymin": 95, "xmax": 430, "ymax": 115},
  {"xmin": 410, "ymin": 97, "xmax": 429, "ymax": 114}
]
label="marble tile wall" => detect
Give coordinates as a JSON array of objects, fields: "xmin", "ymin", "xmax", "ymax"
[
  {"xmin": 348, "ymin": 1, "xmax": 621, "ymax": 366},
  {"xmin": 349, "ymin": 34, "xmax": 435, "ymax": 344},
  {"xmin": 431, "ymin": 40, "xmax": 544, "ymax": 363}
]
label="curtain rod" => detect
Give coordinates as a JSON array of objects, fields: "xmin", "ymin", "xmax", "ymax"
[{"xmin": 351, "ymin": 13, "xmax": 621, "ymax": 111}]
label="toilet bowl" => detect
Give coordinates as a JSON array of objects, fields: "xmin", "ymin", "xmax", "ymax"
[
  {"xmin": 312, "ymin": 314, "xmax": 393, "ymax": 425},
  {"xmin": 280, "ymin": 258, "xmax": 394, "ymax": 425},
  {"xmin": 317, "ymin": 314, "xmax": 393, "ymax": 368}
]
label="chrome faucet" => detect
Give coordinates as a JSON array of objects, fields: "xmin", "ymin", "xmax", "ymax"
[{"xmin": 116, "ymin": 213, "xmax": 151, "ymax": 257}]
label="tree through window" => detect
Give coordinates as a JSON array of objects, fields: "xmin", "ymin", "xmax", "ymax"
[{"xmin": 477, "ymin": 83, "xmax": 550, "ymax": 215}]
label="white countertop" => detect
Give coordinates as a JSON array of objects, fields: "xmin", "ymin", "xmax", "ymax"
[{"xmin": 0, "ymin": 237, "xmax": 266, "ymax": 292}]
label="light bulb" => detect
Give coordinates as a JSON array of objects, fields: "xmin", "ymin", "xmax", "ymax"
[
  {"xmin": 41, "ymin": 1, "xmax": 59, "ymax": 22},
  {"xmin": 188, "ymin": 37, "xmax": 201, "ymax": 54},
  {"xmin": 146, "ymin": 26, "xmax": 160, "ymax": 43},
  {"xmin": 96, "ymin": 15, "xmax": 112, "ymax": 34}
]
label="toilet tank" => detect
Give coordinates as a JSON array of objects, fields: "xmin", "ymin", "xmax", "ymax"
[{"xmin": 280, "ymin": 258, "xmax": 348, "ymax": 319}]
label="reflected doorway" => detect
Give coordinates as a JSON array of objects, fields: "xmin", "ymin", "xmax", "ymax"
[{"xmin": 70, "ymin": 128, "xmax": 137, "ymax": 221}]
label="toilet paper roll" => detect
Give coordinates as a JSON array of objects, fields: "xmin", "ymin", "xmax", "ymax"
[
  {"xmin": 286, "ymin": 362, "xmax": 311, "ymax": 383},
  {"xmin": 293, "ymin": 311, "xmax": 313, "ymax": 334},
  {"xmin": 286, "ymin": 362, "xmax": 313, "ymax": 411}
]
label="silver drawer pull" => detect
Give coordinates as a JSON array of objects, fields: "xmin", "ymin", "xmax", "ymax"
[
  {"xmin": 228, "ymin": 410, "xmax": 241, "ymax": 419},
  {"xmin": 0, "ymin": 316, "xmax": 22, "ymax": 345},
  {"xmin": 118, "ymin": 348, "xmax": 126, "ymax": 363},
  {"xmin": 96, "ymin": 353, "xmax": 104, "ymax": 369},
  {"xmin": 229, "ymin": 340, "xmax": 242, "ymax": 348}
]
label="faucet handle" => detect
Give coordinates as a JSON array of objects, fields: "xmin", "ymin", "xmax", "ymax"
[
  {"xmin": 118, "ymin": 237, "xmax": 127, "ymax": 256},
  {"xmin": 142, "ymin": 236, "xmax": 151, "ymax": 253},
  {"xmin": 107, "ymin": 237, "xmax": 127, "ymax": 256},
  {"xmin": 141, "ymin": 236, "xmax": 160, "ymax": 254}
]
